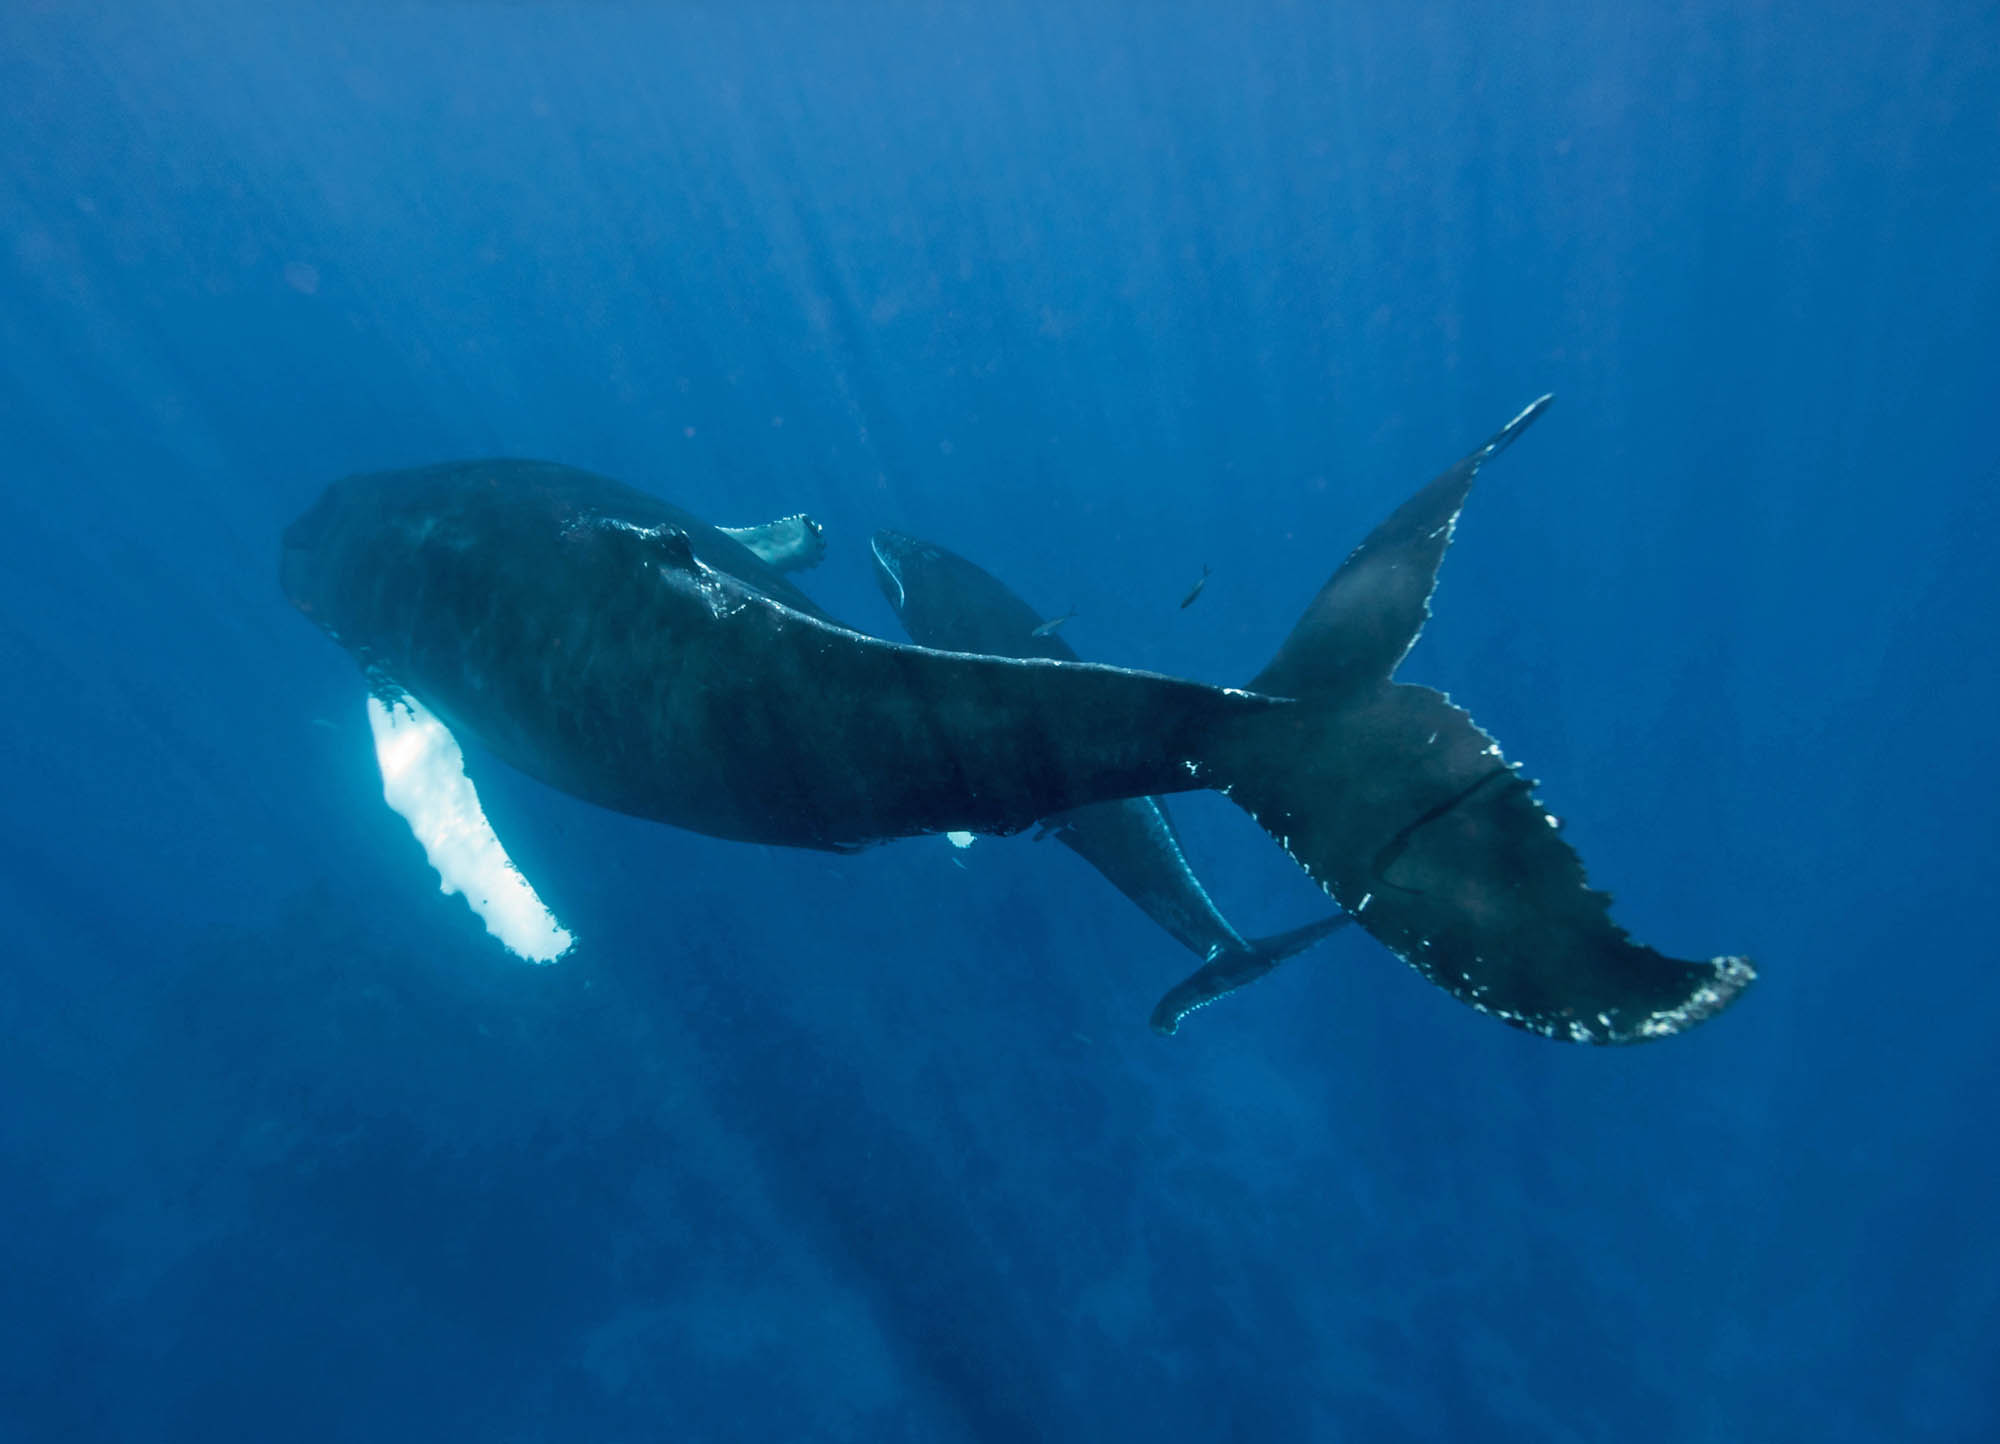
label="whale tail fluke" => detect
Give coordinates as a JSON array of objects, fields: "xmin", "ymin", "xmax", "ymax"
[
  {"xmin": 1148, "ymin": 913, "xmax": 1353, "ymax": 1036},
  {"xmin": 1208, "ymin": 398, "xmax": 1754, "ymax": 1043}
]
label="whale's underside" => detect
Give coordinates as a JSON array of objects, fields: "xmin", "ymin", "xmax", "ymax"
[{"xmin": 280, "ymin": 399, "xmax": 1754, "ymax": 1043}]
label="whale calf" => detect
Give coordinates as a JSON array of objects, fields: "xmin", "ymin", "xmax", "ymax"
[
  {"xmin": 868, "ymin": 529, "xmax": 1348, "ymax": 1034},
  {"xmin": 281, "ymin": 398, "xmax": 1754, "ymax": 1043}
]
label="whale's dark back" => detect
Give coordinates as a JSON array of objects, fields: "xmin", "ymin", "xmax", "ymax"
[
  {"xmin": 281, "ymin": 459, "xmax": 1260, "ymax": 850},
  {"xmin": 282, "ymin": 458, "xmax": 828, "ymax": 628}
]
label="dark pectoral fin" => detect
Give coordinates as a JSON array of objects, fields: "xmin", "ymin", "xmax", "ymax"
[
  {"xmin": 1149, "ymin": 912, "xmax": 1351, "ymax": 1036},
  {"xmin": 1151, "ymin": 945, "xmax": 1284, "ymax": 1036}
]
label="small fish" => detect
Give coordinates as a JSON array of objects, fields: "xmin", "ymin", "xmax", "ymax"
[
  {"xmin": 1179, "ymin": 564, "xmax": 1211, "ymax": 609},
  {"xmin": 1030, "ymin": 606, "xmax": 1078, "ymax": 637}
]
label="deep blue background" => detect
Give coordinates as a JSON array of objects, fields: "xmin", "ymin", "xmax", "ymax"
[{"xmin": 3, "ymin": 2, "xmax": 1996, "ymax": 1439}]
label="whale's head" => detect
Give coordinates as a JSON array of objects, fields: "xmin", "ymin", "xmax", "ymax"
[
  {"xmin": 867, "ymin": 530, "xmax": 937, "ymax": 617},
  {"xmin": 869, "ymin": 529, "xmax": 1079, "ymax": 661},
  {"xmin": 868, "ymin": 530, "xmax": 986, "ymax": 647},
  {"xmin": 280, "ymin": 476, "xmax": 367, "ymax": 633},
  {"xmin": 280, "ymin": 465, "xmax": 477, "ymax": 644},
  {"xmin": 280, "ymin": 484, "xmax": 341, "ymax": 620}
]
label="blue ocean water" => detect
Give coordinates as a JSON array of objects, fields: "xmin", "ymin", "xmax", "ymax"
[{"xmin": 3, "ymin": 1, "xmax": 1995, "ymax": 1439}]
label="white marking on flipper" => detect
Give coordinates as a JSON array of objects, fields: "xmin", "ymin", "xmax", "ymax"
[
  {"xmin": 945, "ymin": 831, "xmax": 977, "ymax": 849},
  {"xmin": 366, "ymin": 693, "xmax": 574, "ymax": 963}
]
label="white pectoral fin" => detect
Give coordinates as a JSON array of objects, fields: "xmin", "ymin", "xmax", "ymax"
[
  {"xmin": 366, "ymin": 693, "xmax": 575, "ymax": 963},
  {"xmin": 719, "ymin": 514, "xmax": 827, "ymax": 572}
]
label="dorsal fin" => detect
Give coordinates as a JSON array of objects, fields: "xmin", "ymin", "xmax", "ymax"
[{"xmin": 580, "ymin": 517, "xmax": 700, "ymax": 572}]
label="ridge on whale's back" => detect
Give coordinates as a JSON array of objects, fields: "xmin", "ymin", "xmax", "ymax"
[{"xmin": 282, "ymin": 458, "xmax": 830, "ymax": 624}]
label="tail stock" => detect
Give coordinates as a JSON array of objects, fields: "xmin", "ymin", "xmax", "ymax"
[{"xmin": 1208, "ymin": 398, "xmax": 1754, "ymax": 1043}]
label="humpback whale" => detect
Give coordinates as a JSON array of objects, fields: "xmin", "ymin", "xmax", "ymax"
[
  {"xmin": 868, "ymin": 529, "xmax": 1348, "ymax": 1033},
  {"xmin": 280, "ymin": 398, "xmax": 1754, "ymax": 1043}
]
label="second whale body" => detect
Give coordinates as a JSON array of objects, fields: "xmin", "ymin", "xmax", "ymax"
[{"xmin": 868, "ymin": 528, "xmax": 1348, "ymax": 1034}]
